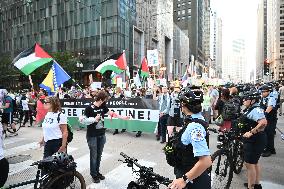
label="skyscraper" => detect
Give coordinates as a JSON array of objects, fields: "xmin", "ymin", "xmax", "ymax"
[{"xmin": 173, "ymin": 0, "xmax": 209, "ymax": 75}]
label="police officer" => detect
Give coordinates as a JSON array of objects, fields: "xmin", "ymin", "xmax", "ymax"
[
  {"xmin": 240, "ymin": 91, "xmax": 267, "ymax": 189},
  {"xmin": 169, "ymin": 87, "xmax": 211, "ymax": 189},
  {"xmin": 260, "ymin": 85, "xmax": 277, "ymax": 157}
]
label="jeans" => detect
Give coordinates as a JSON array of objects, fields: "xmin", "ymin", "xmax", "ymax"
[
  {"xmin": 43, "ymin": 138, "xmax": 62, "ymax": 158},
  {"xmin": 87, "ymin": 135, "xmax": 106, "ymax": 177},
  {"xmin": 158, "ymin": 114, "xmax": 169, "ymax": 142}
]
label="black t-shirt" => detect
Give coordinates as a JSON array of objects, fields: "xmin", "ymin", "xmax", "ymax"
[{"xmin": 84, "ymin": 104, "xmax": 109, "ymax": 137}]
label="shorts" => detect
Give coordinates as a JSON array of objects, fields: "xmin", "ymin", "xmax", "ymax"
[
  {"xmin": 167, "ymin": 116, "xmax": 183, "ymax": 127},
  {"xmin": 243, "ymin": 132, "xmax": 266, "ymax": 164},
  {"xmin": 1, "ymin": 113, "xmax": 13, "ymax": 124}
]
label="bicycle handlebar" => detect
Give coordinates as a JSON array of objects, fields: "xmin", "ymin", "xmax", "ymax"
[{"xmin": 119, "ymin": 152, "xmax": 172, "ymax": 185}]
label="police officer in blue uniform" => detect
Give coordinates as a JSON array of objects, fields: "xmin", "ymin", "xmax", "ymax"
[
  {"xmin": 240, "ymin": 91, "xmax": 267, "ymax": 189},
  {"xmin": 169, "ymin": 87, "xmax": 212, "ymax": 189},
  {"xmin": 260, "ymin": 85, "xmax": 277, "ymax": 157}
]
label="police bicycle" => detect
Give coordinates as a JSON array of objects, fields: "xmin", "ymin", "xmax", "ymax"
[
  {"xmin": 209, "ymin": 128, "xmax": 244, "ymax": 189},
  {"xmin": 120, "ymin": 152, "xmax": 172, "ymax": 189},
  {"xmin": 1, "ymin": 152, "xmax": 86, "ymax": 189}
]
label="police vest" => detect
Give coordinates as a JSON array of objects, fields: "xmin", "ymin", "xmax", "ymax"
[
  {"xmin": 237, "ymin": 106, "xmax": 259, "ymax": 133},
  {"xmin": 164, "ymin": 117, "xmax": 209, "ymax": 174},
  {"xmin": 260, "ymin": 97, "xmax": 277, "ymax": 120}
]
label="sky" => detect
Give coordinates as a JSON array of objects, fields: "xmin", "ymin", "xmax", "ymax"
[{"xmin": 211, "ymin": 0, "xmax": 260, "ymax": 80}]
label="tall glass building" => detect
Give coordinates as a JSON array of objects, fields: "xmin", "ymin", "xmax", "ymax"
[{"xmin": 0, "ymin": 0, "xmax": 136, "ymax": 72}]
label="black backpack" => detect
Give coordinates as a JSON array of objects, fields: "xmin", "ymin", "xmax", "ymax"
[
  {"xmin": 221, "ymin": 97, "xmax": 241, "ymax": 121},
  {"xmin": 57, "ymin": 113, "xmax": 73, "ymax": 143},
  {"xmin": 163, "ymin": 118, "xmax": 209, "ymax": 167}
]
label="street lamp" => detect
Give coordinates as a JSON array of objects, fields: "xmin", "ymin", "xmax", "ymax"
[{"xmin": 76, "ymin": 61, "xmax": 84, "ymax": 85}]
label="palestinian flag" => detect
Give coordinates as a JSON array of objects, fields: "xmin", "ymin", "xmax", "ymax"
[
  {"xmin": 12, "ymin": 43, "xmax": 53, "ymax": 75},
  {"xmin": 138, "ymin": 57, "xmax": 149, "ymax": 79},
  {"xmin": 95, "ymin": 52, "xmax": 127, "ymax": 74}
]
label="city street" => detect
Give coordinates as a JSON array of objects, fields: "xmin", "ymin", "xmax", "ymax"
[{"xmin": 3, "ymin": 117, "xmax": 284, "ymax": 189}]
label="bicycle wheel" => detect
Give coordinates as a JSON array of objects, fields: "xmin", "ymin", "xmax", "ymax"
[
  {"xmin": 233, "ymin": 141, "xmax": 244, "ymax": 174},
  {"xmin": 6, "ymin": 112, "xmax": 22, "ymax": 133},
  {"xmin": 211, "ymin": 149, "xmax": 233, "ymax": 189},
  {"xmin": 44, "ymin": 171, "xmax": 86, "ymax": 189}
]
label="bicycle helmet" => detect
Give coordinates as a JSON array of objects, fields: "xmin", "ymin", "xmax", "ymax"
[
  {"xmin": 260, "ymin": 84, "xmax": 273, "ymax": 92},
  {"xmin": 178, "ymin": 86, "xmax": 203, "ymax": 105},
  {"xmin": 242, "ymin": 90, "xmax": 260, "ymax": 101},
  {"xmin": 52, "ymin": 152, "xmax": 74, "ymax": 166}
]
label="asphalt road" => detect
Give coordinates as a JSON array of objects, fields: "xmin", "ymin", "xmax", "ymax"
[{"xmin": 2, "ymin": 117, "xmax": 284, "ymax": 189}]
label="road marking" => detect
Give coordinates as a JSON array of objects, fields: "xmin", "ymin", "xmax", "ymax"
[
  {"xmin": 76, "ymin": 152, "xmax": 112, "ymax": 173},
  {"xmin": 5, "ymin": 142, "xmax": 39, "ymax": 157},
  {"xmin": 87, "ymin": 159, "xmax": 156, "ymax": 189},
  {"xmin": 3, "ymin": 137, "xmax": 25, "ymax": 145},
  {"xmin": 261, "ymin": 181, "xmax": 284, "ymax": 189}
]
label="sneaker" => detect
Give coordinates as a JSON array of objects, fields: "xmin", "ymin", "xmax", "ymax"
[
  {"xmin": 270, "ymin": 149, "xmax": 276, "ymax": 154},
  {"xmin": 136, "ymin": 131, "xmax": 142, "ymax": 137},
  {"xmin": 156, "ymin": 135, "xmax": 160, "ymax": 141},
  {"xmin": 92, "ymin": 176, "xmax": 100, "ymax": 183},
  {"xmin": 9, "ymin": 132, "xmax": 18, "ymax": 137},
  {"xmin": 113, "ymin": 130, "xmax": 119, "ymax": 135},
  {"xmin": 244, "ymin": 183, "xmax": 262, "ymax": 189},
  {"xmin": 262, "ymin": 151, "xmax": 271, "ymax": 157},
  {"xmin": 98, "ymin": 173, "xmax": 105, "ymax": 180},
  {"xmin": 121, "ymin": 129, "xmax": 126, "ymax": 133}
]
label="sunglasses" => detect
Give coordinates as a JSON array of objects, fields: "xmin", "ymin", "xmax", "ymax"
[{"xmin": 44, "ymin": 101, "xmax": 51, "ymax": 104}]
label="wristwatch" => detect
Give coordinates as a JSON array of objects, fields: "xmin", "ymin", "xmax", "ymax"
[{"xmin": 182, "ymin": 174, "xmax": 193, "ymax": 184}]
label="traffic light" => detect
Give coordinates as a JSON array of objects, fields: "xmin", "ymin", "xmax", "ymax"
[{"xmin": 264, "ymin": 59, "xmax": 269, "ymax": 76}]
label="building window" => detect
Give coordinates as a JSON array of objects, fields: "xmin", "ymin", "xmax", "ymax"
[
  {"xmin": 188, "ymin": 15, "xmax": 191, "ymax": 19},
  {"xmin": 188, "ymin": 9, "xmax": 191, "ymax": 14},
  {"xmin": 182, "ymin": 16, "xmax": 185, "ymax": 20},
  {"xmin": 177, "ymin": 17, "xmax": 180, "ymax": 21},
  {"xmin": 188, "ymin": 1, "xmax": 191, "ymax": 5},
  {"xmin": 178, "ymin": 11, "xmax": 180, "ymax": 15},
  {"xmin": 181, "ymin": 3, "xmax": 185, "ymax": 6},
  {"xmin": 182, "ymin": 10, "xmax": 185, "ymax": 14},
  {"xmin": 177, "ymin": 4, "xmax": 180, "ymax": 7}
]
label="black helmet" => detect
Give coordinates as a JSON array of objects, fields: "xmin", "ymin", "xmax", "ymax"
[
  {"xmin": 52, "ymin": 152, "xmax": 74, "ymax": 166},
  {"xmin": 243, "ymin": 90, "xmax": 260, "ymax": 101},
  {"xmin": 260, "ymin": 85, "xmax": 272, "ymax": 92},
  {"xmin": 178, "ymin": 87, "xmax": 203, "ymax": 105}
]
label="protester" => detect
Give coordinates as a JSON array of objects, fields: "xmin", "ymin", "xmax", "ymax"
[
  {"xmin": 167, "ymin": 87, "xmax": 182, "ymax": 139},
  {"xmin": 39, "ymin": 96, "xmax": 68, "ymax": 158},
  {"xmin": 157, "ymin": 86, "xmax": 171, "ymax": 144},
  {"xmin": 0, "ymin": 89, "xmax": 18, "ymax": 137},
  {"xmin": 83, "ymin": 90, "xmax": 129, "ymax": 183},
  {"xmin": 214, "ymin": 88, "xmax": 232, "ymax": 131},
  {"xmin": 35, "ymin": 92, "xmax": 48, "ymax": 127}
]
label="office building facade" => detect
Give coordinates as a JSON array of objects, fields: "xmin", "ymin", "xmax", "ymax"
[{"xmin": 0, "ymin": 0, "xmax": 136, "ymax": 73}]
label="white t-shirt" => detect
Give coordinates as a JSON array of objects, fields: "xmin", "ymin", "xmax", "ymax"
[
  {"xmin": 21, "ymin": 99, "xmax": 29, "ymax": 111},
  {"xmin": 42, "ymin": 112, "xmax": 67, "ymax": 142},
  {"xmin": 0, "ymin": 123, "xmax": 4, "ymax": 160}
]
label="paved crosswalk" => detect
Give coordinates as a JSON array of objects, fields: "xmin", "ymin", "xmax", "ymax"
[
  {"xmin": 3, "ymin": 136, "xmax": 158, "ymax": 189},
  {"xmin": 3, "ymin": 134, "xmax": 284, "ymax": 189}
]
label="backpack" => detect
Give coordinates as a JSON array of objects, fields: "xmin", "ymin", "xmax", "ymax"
[
  {"xmin": 163, "ymin": 118, "xmax": 209, "ymax": 167},
  {"xmin": 221, "ymin": 97, "xmax": 241, "ymax": 121},
  {"xmin": 4, "ymin": 96, "xmax": 16, "ymax": 112},
  {"xmin": 57, "ymin": 113, "xmax": 73, "ymax": 143}
]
